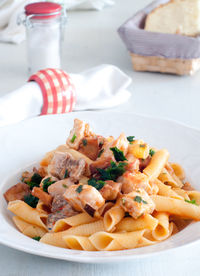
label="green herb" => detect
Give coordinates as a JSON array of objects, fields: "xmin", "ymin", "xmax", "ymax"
[
  {"xmin": 42, "ymin": 177, "xmax": 56, "ymax": 193},
  {"xmin": 139, "ymin": 144, "xmax": 145, "ymax": 148},
  {"xmin": 31, "ymin": 173, "xmax": 42, "ymax": 184},
  {"xmin": 64, "ymin": 169, "xmax": 68, "ymax": 178},
  {"xmin": 76, "ymin": 185, "xmax": 83, "ymax": 193},
  {"xmin": 26, "ymin": 173, "xmax": 42, "ymax": 190},
  {"xmin": 98, "ymin": 149, "xmax": 104, "ymax": 158},
  {"xmin": 24, "ymin": 194, "xmax": 39, "ymax": 208},
  {"xmin": 97, "ymin": 161, "xmax": 127, "ymax": 181},
  {"xmin": 110, "ymin": 147, "xmax": 127, "ymax": 162},
  {"xmin": 32, "ymin": 236, "xmax": 41, "ymax": 241},
  {"xmin": 127, "ymin": 136, "xmax": 135, "ymax": 143},
  {"xmin": 134, "ymin": 196, "xmax": 147, "ymax": 204},
  {"xmin": 82, "ymin": 139, "xmax": 87, "ymax": 146},
  {"xmin": 149, "ymin": 149, "xmax": 155, "ymax": 157},
  {"xmin": 62, "ymin": 184, "xmax": 68, "ymax": 188},
  {"xmin": 185, "ymin": 199, "xmax": 198, "ymax": 206},
  {"xmin": 88, "ymin": 179, "xmax": 105, "ymax": 190},
  {"xmin": 71, "ymin": 134, "xmax": 77, "ymax": 143},
  {"xmin": 122, "ymin": 198, "xmax": 126, "ymax": 205}
]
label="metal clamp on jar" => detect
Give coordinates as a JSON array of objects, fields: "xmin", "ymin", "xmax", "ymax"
[{"xmin": 18, "ymin": 2, "xmax": 67, "ymax": 75}]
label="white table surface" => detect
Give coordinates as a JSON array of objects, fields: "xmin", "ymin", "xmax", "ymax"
[{"xmin": 1, "ymin": 0, "xmax": 200, "ymax": 275}]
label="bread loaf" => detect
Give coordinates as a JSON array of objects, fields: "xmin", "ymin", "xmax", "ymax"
[{"xmin": 145, "ymin": 0, "xmax": 200, "ymax": 37}]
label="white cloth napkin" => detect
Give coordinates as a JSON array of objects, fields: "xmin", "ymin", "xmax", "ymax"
[
  {"xmin": 0, "ymin": 64, "xmax": 131, "ymax": 127},
  {"xmin": 0, "ymin": 0, "xmax": 114, "ymax": 44}
]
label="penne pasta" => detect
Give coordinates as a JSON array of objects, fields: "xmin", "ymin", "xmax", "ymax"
[
  {"xmin": 52, "ymin": 213, "xmax": 97, "ymax": 232},
  {"xmin": 13, "ymin": 216, "xmax": 47, "ymax": 238},
  {"xmin": 36, "ymin": 200, "xmax": 50, "ymax": 214},
  {"xmin": 89, "ymin": 230, "xmax": 155, "ymax": 251},
  {"xmin": 152, "ymin": 212, "xmax": 171, "ymax": 241},
  {"xmin": 103, "ymin": 204, "xmax": 125, "ymax": 232},
  {"xmin": 61, "ymin": 220, "xmax": 105, "ymax": 236},
  {"xmin": 63, "ymin": 235, "xmax": 96, "ymax": 251},
  {"xmin": 172, "ymin": 188, "xmax": 190, "ymax": 200},
  {"xmin": 170, "ymin": 163, "xmax": 185, "ymax": 181},
  {"xmin": 187, "ymin": 191, "xmax": 200, "ymax": 205},
  {"xmin": 151, "ymin": 195, "xmax": 200, "ymax": 220},
  {"xmin": 8, "ymin": 200, "xmax": 47, "ymax": 230},
  {"xmin": 115, "ymin": 214, "xmax": 158, "ymax": 232},
  {"xmin": 155, "ymin": 179, "xmax": 183, "ymax": 199},
  {"xmin": 143, "ymin": 149, "xmax": 169, "ymax": 179},
  {"xmin": 158, "ymin": 168, "xmax": 181, "ymax": 188},
  {"xmin": 40, "ymin": 230, "xmax": 69, "ymax": 248}
]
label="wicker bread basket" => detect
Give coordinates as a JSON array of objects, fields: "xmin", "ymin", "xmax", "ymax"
[{"xmin": 118, "ymin": 0, "xmax": 200, "ymax": 75}]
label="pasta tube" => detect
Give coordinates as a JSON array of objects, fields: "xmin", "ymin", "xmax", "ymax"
[
  {"xmin": 151, "ymin": 195, "xmax": 200, "ymax": 220},
  {"xmin": 143, "ymin": 149, "xmax": 169, "ymax": 179},
  {"xmin": 13, "ymin": 216, "xmax": 47, "ymax": 238},
  {"xmin": 63, "ymin": 235, "xmax": 96, "ymax": 251},
  {"xmin": 8, "ymin": 200, "xmax": 47, "ymax": 230},
  {"xmin": 52, "ymin": 213, "xmax": 97, "ymax": 232},
  {"xmin": 115, "ymin": 214, "xmax": 158, "ymax": 232}
]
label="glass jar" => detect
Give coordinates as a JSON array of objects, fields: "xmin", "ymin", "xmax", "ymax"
[{"xmin": 21, "ymin": 2, "xmax": 67, "ymax": 75}]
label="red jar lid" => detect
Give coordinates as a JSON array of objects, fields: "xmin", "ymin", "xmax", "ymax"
[{"xmin": 25, "ymin": 2, "xmax": 62, "ymax": 19}]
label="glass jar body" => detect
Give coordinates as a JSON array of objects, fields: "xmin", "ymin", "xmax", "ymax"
[{"xmin": 26, "ymin": 16, "xmax": 64, "ymax": 75}]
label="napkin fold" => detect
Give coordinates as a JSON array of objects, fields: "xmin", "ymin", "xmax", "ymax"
[
  {"xmin": 0, "ymin": 65, "xmax": 131, "ymax": 127},
  {"xmin": 0, "ymin": 0, "xmax": 114, "ymax": 44}
]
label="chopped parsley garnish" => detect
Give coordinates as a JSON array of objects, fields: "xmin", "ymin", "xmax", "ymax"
[
  {"xmin": 149, "ymin": 149, "xmax": 155, "ymax": 157},
  {"xmin": 122, "ymin": 198, "xmax": 126, "ymax": 205},
  {"xmin": 185, "ymin": 199, "xmax": 198, "ymax": 206},
  {"xmin": 97, "ymin": 161, "xmax": 127, "ymax": 181},
  {"xmin": 64, "ymin": 169, "xmax": 68, "ymax": 178},
  {"xmin": 82, "ymin": 139, "xmax": 87, "ymax": 146},
  {"xmin": 139, "ymin": 144, "xmax": 145, "ymax": 148},
  {"xmin": 71, "ymin": 134, "xmax": 77, "ymax": 143},
  {"xmin": 62, "ymin": 184, "xmax": 68, "ymax": 188},
  {"xmin": 88, "ymin": 179, "xmax": 105, "ymax": 190},
  {"xmin": 24, "ymin": 194, "xmax": 39, "ymax": 208},
  {"xmin": 42, "ymin": 177, "xmax": 56, "ymax": 193},
  {"xmin": 26, "ymin": 173, "xmax": 42, "ymax": 190},
  {"xmin": 110, "ymin": 147, "xmax": 127, "ymax": 162},
  {"xmin": 127, "ymin": 136, "xmax": 135, "ymax": 143},
  {"xmin": 32, "ymin": 236, "xmax": 41, "ymax": 241},
  {"xmin": 134, "ymin": 196, "xmax": 147, "ymax": 204},
  {"xmin": 76, "ymin": 185, "xmax": 83, "ymax": 193},
  {"xmin": 98, "ymin": 148, "xmax": 104, "ymax": 158},
  {"xmin": 31, "ymin": 173, "xmax": 42, "ymax": 184}
]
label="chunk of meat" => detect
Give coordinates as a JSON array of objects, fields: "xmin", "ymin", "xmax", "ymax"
[
  {"xmin": 100, "ymin": 180, "xmax": 122, "ymax": 201},
  {"xmin": 119, "ymin": 171, "xmax": 155, "ymax": 195},
  {"xmin": 126, "ymin": 154, "xmax": 140, "ymax": 173},
  {"xmin": 66, "ymin": 119, "xmax": 95, "ymax": 150},
  {"xmin": 79, "ymin": 137, "xmax": 100, "ymax": 161},
  {"xmin": 48, "ymin": 178, "xmax": 74, "ymax": 196},
  {"xmin": 32, "ymin": 187, "xmax": 53, "ymax": 206},
  {"xmin": 90, "ymin": 156, "xmax": 113, "ymax": 175},
  {"xmin": 182, "ymin": 182, "xmax": 194, "ymax": 191},
  {"xmin": 120, "ymin": 189, "xmax": 155, "ymax": 219},
  {"xmin": 64, "ymin": 184, "xmax": 105, "ymax": 216},
  {"xmin": 48, "ymin": 151, "xmax": 86, "ymax": 181},
  {"xmin": 47, "ymin": 194, "xmax": 78, "ymax": 230},
  {"xmin": 4, "ymin": 183, "xmax": 30, "ymax": 202}
]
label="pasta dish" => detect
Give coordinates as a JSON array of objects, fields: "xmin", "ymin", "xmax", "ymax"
[{"xmin": 4, "ymin": 119, "xmax": 200, "ymax": 251}]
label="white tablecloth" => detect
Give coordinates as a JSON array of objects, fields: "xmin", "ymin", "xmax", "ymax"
[{"xmin": 1, "ymin": 0, "xmax": 200, "ymax": 275}]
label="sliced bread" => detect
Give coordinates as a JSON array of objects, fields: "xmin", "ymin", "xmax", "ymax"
[{"xmin": 145, "ymin": 0, "xmax": 200, "ymax": 36}]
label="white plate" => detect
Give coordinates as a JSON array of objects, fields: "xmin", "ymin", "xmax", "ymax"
[{"xmin": 1, "ymin": 111, "xmax": 200, "ymax": 263}]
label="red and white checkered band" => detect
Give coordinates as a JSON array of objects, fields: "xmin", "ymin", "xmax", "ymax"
[{"xmin": 28, "ymin": 68, "xmax": 76, "ymax": 115}]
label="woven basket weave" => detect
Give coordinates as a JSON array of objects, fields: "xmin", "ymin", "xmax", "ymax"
[{"xmin": 130, "ymin": 54, "xmax": 200, "ymax": 75}]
